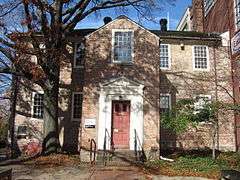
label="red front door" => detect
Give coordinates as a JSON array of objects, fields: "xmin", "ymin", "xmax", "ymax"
[{"xmin": 112, "ymin": 101, "xmax": 130, "ymax": 149}]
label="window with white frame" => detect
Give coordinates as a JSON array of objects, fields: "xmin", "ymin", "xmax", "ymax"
[
  {"xmin": 160, "ymin": 94, "xmax": 171, "ymax": 114},
  {"xmin": 32, "ymin": 93, "xmax": 44, "ymax": 119},
  {"xmin": 204, "ymin": 0, "xmax": 215, "ymax": 15},
  {"xmin": 160, "ymin": 44, "xmax": 170, "ymax": 69},
  {"xmin": 74, "ymin": 42, "xmax": 85, "ymax": 67},
  {"xmin": 194, "ymin": 95, "xmax": 211, "ymax": 113},
  {"xmin": 235, "ymin": 0, "xmax": 240, "ymax": 28},
  {"xmin": 113, "ymin": 30, "xmax": 133, "ymax": 63},
  {"xmin": 72, "ymin": 92, "xmax": 83, "ymax": 120},
  {"xmin": 193, "ymin": 46, "xmax": 209, "ymax": 70}
]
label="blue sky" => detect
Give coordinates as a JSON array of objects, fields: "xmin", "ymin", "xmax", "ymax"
[
  {"xmin": 77, "ymin": 0, "xmax": 192, "ymax": 30},
  {"xmin": 0, "ymin": 0, "xmax": 192, "ymax": 30}
]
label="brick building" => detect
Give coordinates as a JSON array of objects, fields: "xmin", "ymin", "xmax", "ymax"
[
  {"xmin": 15, "ymin": 16, "xmax": 236, "ymax": 159},
  {"xmin": 177, "ymin": 0, "xmax": 240, "ymax": 152},
  {"xmin": 177, "ymin": 0, "xmax": 237, "ymax": 34}
]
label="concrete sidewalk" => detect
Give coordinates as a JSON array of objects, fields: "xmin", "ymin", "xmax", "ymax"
[{"xmin": 1, "ymin": 164, "xmax": 213, "ymax": 180}]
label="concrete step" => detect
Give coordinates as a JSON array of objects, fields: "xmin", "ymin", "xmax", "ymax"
[{"xmin": 96, "ymin": 150, "xmax": 145, "ymax": 166}]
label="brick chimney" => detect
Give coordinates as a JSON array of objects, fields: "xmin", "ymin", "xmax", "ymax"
[
  {"xmin": 192, "ymin": 0, "xmax": 204, "ymax": 32},
  {"xmin": 160, "ymin": 19, "xmax": 168, "ymax": 31}
]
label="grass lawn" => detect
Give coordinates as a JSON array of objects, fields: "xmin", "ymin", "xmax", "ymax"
[{"xmin": 144, "ymin": 150, "xmax": 240, "ymax": 179}]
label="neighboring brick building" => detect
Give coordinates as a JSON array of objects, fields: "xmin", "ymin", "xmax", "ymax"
[
  {"xmin": 177, "ymin": 0, "xmax": 240, "ymax": 152},
  {"xmin": 177, "ymin": 0, "xmax": 237, "ymax": 34},
  {"xmin": 15, "ymin": 16, "xmax": 236, "ymax": 159}
]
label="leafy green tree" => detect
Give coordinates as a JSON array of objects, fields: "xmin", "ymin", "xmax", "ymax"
[{"xmin": 161, "ymin": 98, "xmax": 224, "ymax": 159}]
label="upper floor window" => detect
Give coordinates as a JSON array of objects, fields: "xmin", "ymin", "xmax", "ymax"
[
  {"xmin": 72, "ymin": 92, "xmax": 83, "ymax": 121},
  {"xmin": 235, "ymin": 0, "xmax": 240, "ymax": 28},
  {"xmin": 112, "ymin": 30, "xmax": 133, "ymax": 63},
  {"xmin": 32, "ymin": 92, "xmax": 44, "ymax": 119},
  {"xmin": 204, "ymin": 0, "xmax": 215, "ymax": 15},
  {"xmin": 74, "ymin": 42, "xmax": 85, "ymax": 68},
  {"xmin": 193, "ymin": 46, "xmax": 209, "ymax": 70},
  {"xmin": 160, "ymin": 44, "xmax": 170, "ymax": 69},
  {"xmin": 160, "ymin": 94, "xmax": 171, "ymax": 114}
]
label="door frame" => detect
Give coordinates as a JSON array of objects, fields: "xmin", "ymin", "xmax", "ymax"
[{"xmin": 97, "ymin": 77, "xmax": 144, "ymax": 151}]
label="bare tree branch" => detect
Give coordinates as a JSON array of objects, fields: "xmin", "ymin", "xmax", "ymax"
[
  {"xmin": 64, "ymin": 0, "xmax": 143, "ymax": 31},
  {"xmin": 0, "ymin": 1, "xmax": 22, "ymax": 18}
]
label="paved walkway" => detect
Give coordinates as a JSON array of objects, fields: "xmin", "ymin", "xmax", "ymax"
[{"xmin": 0, "ymin": 164, "xmax": 213, "ymax": 180}]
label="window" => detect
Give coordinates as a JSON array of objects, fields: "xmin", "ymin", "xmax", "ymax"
[
  {"xmin": 32, "ymin": 93, "xmax": 44, "ymax": 119},
  {"xmin": 194, "ymin": 95, "xmax": 211, "ymax": 113},
  {"xmin": 235, "ymin": 0, "xmax": 240, "ymax": 28},
  {"xmin": 74, "ymin": 42, "xmax": 85, "ymax": 68},
  {"xmin": 17, "ymin": 125, "xmax": 27, "ymax": 135},
  {"xmin": 72, "ymin": 92, "xmax": 83, "ymax": 120},
  {"xmin": 112, "ymin": 30, "xmax": 133, "ymax": 63},
  {"xmin": 17, "ymin": 125, "xmax": 28, "ymax": 139},
  {"xmin": 160, "ymin": 94, "xmax": 171, "ymax": 113},
  {"xmin": 193, "ymin": 46, "xmax": 209, "ymax": 70},
  {"xmin": 160, "ymin": 44, "xmax": 170, "ymax": 69},
  {"xmin": 204, "ymin": 0, "xmax": 215, "ymax": 15}
]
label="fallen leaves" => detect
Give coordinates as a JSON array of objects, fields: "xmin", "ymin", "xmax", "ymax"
[{"xmin": 24, "ymin": 154, "xmax": 80, "ymax": 168}]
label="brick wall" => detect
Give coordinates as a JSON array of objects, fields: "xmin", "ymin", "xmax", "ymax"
[
  {"xmin": 15, "ymin": 17, "xmax": 237, "ymax": 156},
  {"xmin": 83, "ymin": 17, "xmax": 160, "ymax": 156},
  {"xmin": 192, "ymin": 0, "xmax": 204, "ymax": 32},
  {"xmin": 204, "ymin": 0, "xmax": 236, "ymax": 35},
  {"xmin": 159, "ymin": 38, "xmax": 236, "ymax": 151}
]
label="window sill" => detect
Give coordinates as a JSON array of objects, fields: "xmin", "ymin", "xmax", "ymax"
[
  {"xmin": 30, "ymin": 117, "xmax": 44, "ymax": 121},
  {"xmin": 160, "ymin": 67, "xmax": 171, "ymax": 71},
  {"xmin": 193, "ymin": 68, "xmax": 210, "ymax": 72},
  {"xmin": 112, "ymin": 61, "xmax": 133, "ymax": 66}
]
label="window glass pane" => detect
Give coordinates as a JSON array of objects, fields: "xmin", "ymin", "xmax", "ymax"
[
  {"xmin": 122, "ymin": 104, "xmax": 127, "ymax": 112},
  {"xmin": 17, "ymin": 126, "xmax": 27, "ymax": 134},
  {"xmin": 160, "ymin": 45, "xmax": 169, "ymax": 68},
  {"xmin": 160, "ymin": 95, "xmax": 170, "ymax": 113},
  {"xmin": 75, "ymin": 43, "xmax": 85, "ymax": 67},
  {"xmin": 33, "ymin": 93, "xmax": 44, "ymax": 119},
  {"xmin": 194, "ymin": 46, "xmax": 208, "ymax": 69},
  {"xmin": 73, "ymin": 93, "xmax": 83, "ymax": 119},
  {"xmin": 115, "ymin": 104, "xmax": 120, "ymax": 112},
  {"xmin": 114, "ymin": 31, "xmax": 133, "ymax": 62}
]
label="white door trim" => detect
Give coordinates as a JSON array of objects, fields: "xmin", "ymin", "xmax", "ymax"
[{"xmin": 97, "ymin": 77, "xmax": 144, "ymax": 151}]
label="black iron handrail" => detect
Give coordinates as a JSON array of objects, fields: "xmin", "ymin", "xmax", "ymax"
[
  {"xmin": 134, "ymin": 129, "xmax": 146, "ymax": 162},
  {"xmin": 103, "ymin": 128, "xmax": 111, "ymax": 166},
  {"xmin": 90, "ymin": 139, "xmax": 96, "ymax": 165}
]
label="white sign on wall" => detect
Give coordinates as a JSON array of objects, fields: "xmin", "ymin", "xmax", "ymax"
[
  {"xmin": 84, "ymin": 118, "xmax": 96, "ymax": 128},
  {"xmin": 231, "ymin": 31, "xmax": 240, "ymax": 56}
]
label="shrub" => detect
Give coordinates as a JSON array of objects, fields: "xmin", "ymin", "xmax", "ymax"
[{"xmin": 217, "ymin": 152, "xmax": 240, "ymax": 170}]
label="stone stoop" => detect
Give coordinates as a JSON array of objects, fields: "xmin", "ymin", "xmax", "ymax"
[{"xmin": 96, "ymin": 150, "xmax": 145, "ymax": 166}]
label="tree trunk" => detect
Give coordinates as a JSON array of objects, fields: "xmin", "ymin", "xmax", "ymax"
[
  {"xmin": 40, "ymin": 31, "xmax": 63, "ymax": 155},
  {"xmin": 9, "ymin": 75, "xmax": 21, "ymax": 158},
  {"xmin": 42, "ymin": 78, "xmax": 60, "ymax": 155}
]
